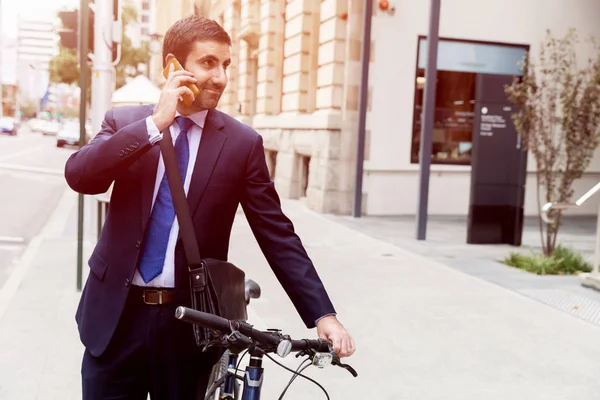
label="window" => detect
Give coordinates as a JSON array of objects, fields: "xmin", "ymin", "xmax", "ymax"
[
  {"xmin": 300, "ymin": 155, "xmax": 310, "ymax": 197},
  {"xmin": 142, "ymin": 28, "xmax": 149, "ymax": 36},
  {"xmin": 141, "ymin": 15, "xmax": 149, "ymax": 23},
  {"xmin": 410, "ymin": 37, "xmax": 528, "ymax": 165},
  {"xmin": 411, "ymin": 70, "xmax": 476, "ymax": 165},
  {"xmin": 142, "ymin": 1, "xmax": 150, "ymax": 10},
  {"xmin": 266, "ymin": 150, "xmax": 277, "ymax": 180}
]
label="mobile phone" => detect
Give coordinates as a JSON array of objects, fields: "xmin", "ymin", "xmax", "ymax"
[{"xmin": 162, "ymin": 57, "xmax": 200, "ymax": 107}]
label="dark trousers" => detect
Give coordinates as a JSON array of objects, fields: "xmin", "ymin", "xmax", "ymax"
[{"xmin": 81, "ymin": 288, "xmax": 219, "ymax": 399}]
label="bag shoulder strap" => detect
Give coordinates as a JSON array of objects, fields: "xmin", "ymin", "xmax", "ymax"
[{"xmin": 158, "ymin": 127, "xmax": 202, "ymax": 267}]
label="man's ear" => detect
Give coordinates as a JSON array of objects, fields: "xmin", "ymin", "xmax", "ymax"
[{"xmin": 164, "ymin": 53, "xmax": 175, "ymax": 67}]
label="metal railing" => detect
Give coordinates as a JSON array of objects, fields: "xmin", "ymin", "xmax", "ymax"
[
  {"xmin": 541, "ymin": 182, "xmax": 600, "ymax": 275},
  {"xmin": 541, "ymin": 182, "xmax": 600, "ymax": 224},
  {"xmin": 95, "ymin": 190, "xmax": 111, "ymax": 240}
]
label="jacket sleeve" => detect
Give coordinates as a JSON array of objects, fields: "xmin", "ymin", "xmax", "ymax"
[
  {"xmin": 64, "ymin": 109, "xmax": 154, "ymax": 195},
  {"xmin": 240, "ymin": 134, "xmax": 336, "ymax": 328}
]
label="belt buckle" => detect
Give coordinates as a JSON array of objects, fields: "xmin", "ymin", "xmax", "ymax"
[{"xmin": 143, "ymin": 289, "xmax": 163, "ymax": 305}]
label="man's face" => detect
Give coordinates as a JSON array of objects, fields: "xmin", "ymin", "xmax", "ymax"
[{"xmin": 180, "ymin": 40, "xmax": 230, "ymax": 111}]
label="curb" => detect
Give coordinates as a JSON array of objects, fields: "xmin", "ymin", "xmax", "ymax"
[{"xmin": 0, "ymin": 163, "xmax": 64, "ymax": 176}]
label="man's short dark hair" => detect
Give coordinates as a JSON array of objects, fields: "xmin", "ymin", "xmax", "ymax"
[{"xmin": 162, "ymin": 16, "xmax": 231, "ymax": 67}]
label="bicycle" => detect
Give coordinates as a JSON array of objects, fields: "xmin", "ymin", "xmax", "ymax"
[{"xmin": 174, "ymin": 284, "xmax": 357, "ymax": 400}]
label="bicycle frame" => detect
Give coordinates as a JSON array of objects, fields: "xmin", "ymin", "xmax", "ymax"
[{"xmin": 219, "ymin": 350, "xmax": 265, "ymax": 400}]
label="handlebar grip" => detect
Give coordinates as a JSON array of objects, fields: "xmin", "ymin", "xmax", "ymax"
[{"xmin": 174, "ymin": 307, "xmax": 230, "ymax": 331}]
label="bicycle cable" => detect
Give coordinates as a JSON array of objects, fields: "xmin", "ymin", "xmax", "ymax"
[
  {"xmin": 278, "ymin": 357, "xmax": 312, "ymax": 399},
  {"xmin": 235, "ymin": 349, "xmax": 249, "ymax": 380},
  {"xmin": 261, "ymin": 351, "xmax": 331, "ymax": 400}
]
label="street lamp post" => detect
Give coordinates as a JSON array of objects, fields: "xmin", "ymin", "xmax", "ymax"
[
  {"xmin": 0, "ymin": 0, "xmax": 4, "ymax": 117},
  {"xmin": 416, "ymin": 0, "xmax": 441, "ymax": 240}
]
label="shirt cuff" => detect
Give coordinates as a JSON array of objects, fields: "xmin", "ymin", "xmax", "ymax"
[
  {"xmin": 315, "ymin": 313, "xmax": 337, "ymax": 326},
  {"xmin": 146, "ymin": 116, "xmax": 163, "ymax": 145}
]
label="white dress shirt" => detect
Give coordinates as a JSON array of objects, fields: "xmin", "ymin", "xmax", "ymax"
[{"xmin": 132, "ymin": 110, "xmax": 209, "ymax": 288}]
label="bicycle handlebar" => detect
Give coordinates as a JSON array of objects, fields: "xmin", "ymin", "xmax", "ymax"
[
  {"xmin": 175, "ymin": 306, "xmax": 358, "ymax": 379},
  {"xmin": 175, "ymin": 307, "xmax": 334, "ymax": 355},
  {"xmin": 175, "ymin": 306, "xmax": 280, "ymax": 346}
]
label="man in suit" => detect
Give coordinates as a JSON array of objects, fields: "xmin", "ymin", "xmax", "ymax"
[{"xmin": 65, "ymin": 16, "xmax": 355, "ymax": 399}]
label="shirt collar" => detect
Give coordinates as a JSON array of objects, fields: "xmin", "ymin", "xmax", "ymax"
[{"xmin": 175, "ymin": 110, "xmax": 209, "ymax": 129}]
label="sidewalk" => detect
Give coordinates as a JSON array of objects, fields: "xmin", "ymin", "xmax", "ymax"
[{"xmin": 2, "ymin": 190, "xmax": 600, "ymax": 399}]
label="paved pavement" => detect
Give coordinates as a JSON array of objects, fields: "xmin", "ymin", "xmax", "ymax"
[
  {"xmin": 330, "ymin": 213, "xmax": 600, "ymax": 329},
  {"xmin": 0, "ymin": 127, "xmax": 76, "ymax": 290},
  {"xmin": 2, "ymin": 189, "xmax": 600, "ymax": 399}
]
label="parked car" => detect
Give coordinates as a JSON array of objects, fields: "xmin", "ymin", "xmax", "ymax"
[
  {"xmin": 56, "ymin": 120, "xmax": 81, "ymax": 147},
  {"xmin": 0, "ymin": 116, "xmax": 17, "ymax": 135},
  {"xmin": 41, "ymin": 120, "xmax": 61, "ymax": 136},
  {"xmin": 30, "ymin": 118, "xmax": 47, "ymax": 133}
]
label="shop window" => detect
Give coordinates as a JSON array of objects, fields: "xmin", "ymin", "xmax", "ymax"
[
  {"xmin": 410, "ymin": 69, "xmax": 476, "ymax": 165},
  {"xmin": 410, "ymin": 37, "xmax": 528, "ymax": 165}
]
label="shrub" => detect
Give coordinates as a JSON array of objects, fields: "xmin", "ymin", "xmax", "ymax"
[{"xmin": 503, "ymin": 245, "xmax": 592, "ymax": 275}]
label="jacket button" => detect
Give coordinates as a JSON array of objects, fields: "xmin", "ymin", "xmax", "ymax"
[
  {"xmin": 124, "ymin": 278, "xmax": 131, "ymax": 287},
  {"xmin": 135, "ymin": 240, "xmax": 141, "ymax": 248}
]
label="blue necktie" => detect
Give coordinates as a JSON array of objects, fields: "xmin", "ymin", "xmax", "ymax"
[{"xmin": 138, "ymin": 116, "xmax": 195, "ymax": 283}]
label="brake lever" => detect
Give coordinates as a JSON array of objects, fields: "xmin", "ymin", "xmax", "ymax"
[{"xmin": 331, "ymin": 354, "xmax": 358, "ymax": 377}]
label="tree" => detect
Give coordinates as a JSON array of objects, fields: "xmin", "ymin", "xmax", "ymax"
[
  {"xmin": 505, "ymin": 28, "xmax": 600, "ymax": 256},
  {"xmin": 19, "ymin": 98, "xmax": 39, "ymax": 118},
  {"xmin": 114, "ymin": 4, "xmax": 151, "ymax": 89},
  {"xmin": 49, "ymin": 47, "xmax": 80, "ymax": 85},
  {"xmin": 48, "ymin": 3, "xmax": 151, "ymax": 92}
]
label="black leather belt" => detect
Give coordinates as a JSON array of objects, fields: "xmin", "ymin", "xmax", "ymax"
[{"xmin": 130, "ymin": 285, "xmax": 177, "ymax": 305}]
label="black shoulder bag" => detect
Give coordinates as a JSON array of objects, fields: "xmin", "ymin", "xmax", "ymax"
[{"xmin": 159, "ymin": 127, "xmax": 247, "ymax": 347}]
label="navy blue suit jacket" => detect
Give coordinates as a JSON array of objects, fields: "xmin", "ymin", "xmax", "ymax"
[{"xmin": 65, "ymin": 105, "xmax": 335, "ymax": 357}]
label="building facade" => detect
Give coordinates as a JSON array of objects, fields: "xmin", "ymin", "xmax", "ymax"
[
  {"xmin": 148, "ymin": 0, "xmax": 199, "ymax": 86},
  {"xmin": 155, "ymin": 0, "xmax": 600, "ymax": 216},
  {"xmin": 16, "ymin": 16, "xmax": 58, "ymax": 104},
  {"xmin": 127, "ymin": 0, "xmax": 157, "ymax": 47}
]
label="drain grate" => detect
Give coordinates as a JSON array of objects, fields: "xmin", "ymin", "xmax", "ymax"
[{"xmin": 519, "ymin": 288, "xmax": 600, "ymax": 327}]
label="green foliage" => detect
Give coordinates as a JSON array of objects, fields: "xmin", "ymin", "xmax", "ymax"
[
  {"xmin": 48, "ymin": 3, "xmax": 151, "ymax": 92},
  {"xmin": 19, "ymin": 99, "xmax": 39, "ymax": 118},
  {"xmin": 115, "ymin": 3, "xmax": 151, "ymax": 89},
  {"xmin": 49, "ymin": 47, "xmax": 80, "ymax": 85},
  {"xmin": 504, "ymin": 245, "xmax": 592, "ymax": 275}
]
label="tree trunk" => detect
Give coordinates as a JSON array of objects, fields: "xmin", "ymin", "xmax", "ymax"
[
  {"xmin": 535, "ymin": 170, "xmax": 547, "ymax": 254},
  {"xmin": 550, "ymin": 211, "xmax": 563, "ymax": 256}
]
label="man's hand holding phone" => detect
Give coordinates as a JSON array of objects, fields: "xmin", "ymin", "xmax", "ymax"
[{"xmin": 152, "ymin": 62, "xmax": 197, "ymax": 132}]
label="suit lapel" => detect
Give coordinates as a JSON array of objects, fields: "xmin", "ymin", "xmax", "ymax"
[{"xmin": 186, "ymin": 109, "xmax": 227, "ymax": 218}]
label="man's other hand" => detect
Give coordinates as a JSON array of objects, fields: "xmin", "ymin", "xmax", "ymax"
[{"xmin": 316, "ymin": 315, "xmax": 355, "ymax": 358}]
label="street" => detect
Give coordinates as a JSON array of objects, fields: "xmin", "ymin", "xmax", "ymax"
[{"xmin": 0, "ymin": 124, "xmax": 75, "ymax": 290}]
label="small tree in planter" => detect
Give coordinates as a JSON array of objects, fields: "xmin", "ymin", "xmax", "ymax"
[{"xmin": 505, "ymin": 28, "xmax": 600, "ymax": 256}]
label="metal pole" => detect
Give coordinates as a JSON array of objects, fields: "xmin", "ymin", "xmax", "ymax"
[
  {"xmin": 352, "ymin": 0, "xmax": 373, "ymax": 218},
  {"xmin": 77, "ymin": 0, "xmax": 90, "ymax": 291},
  {"xmin": 91, "ymin": 0, "xmax": 114, "ymax": 136},
  {"xmin": 0, "ymin": 0, "xmax": 4, "ymax": 117},
  {"xmin": 416, "ymin": 0, "xmax": 441, "ymax": 240},
  {"xmin": 594, "ymin": 201, "xmax": 600, "ymax": 275}
]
